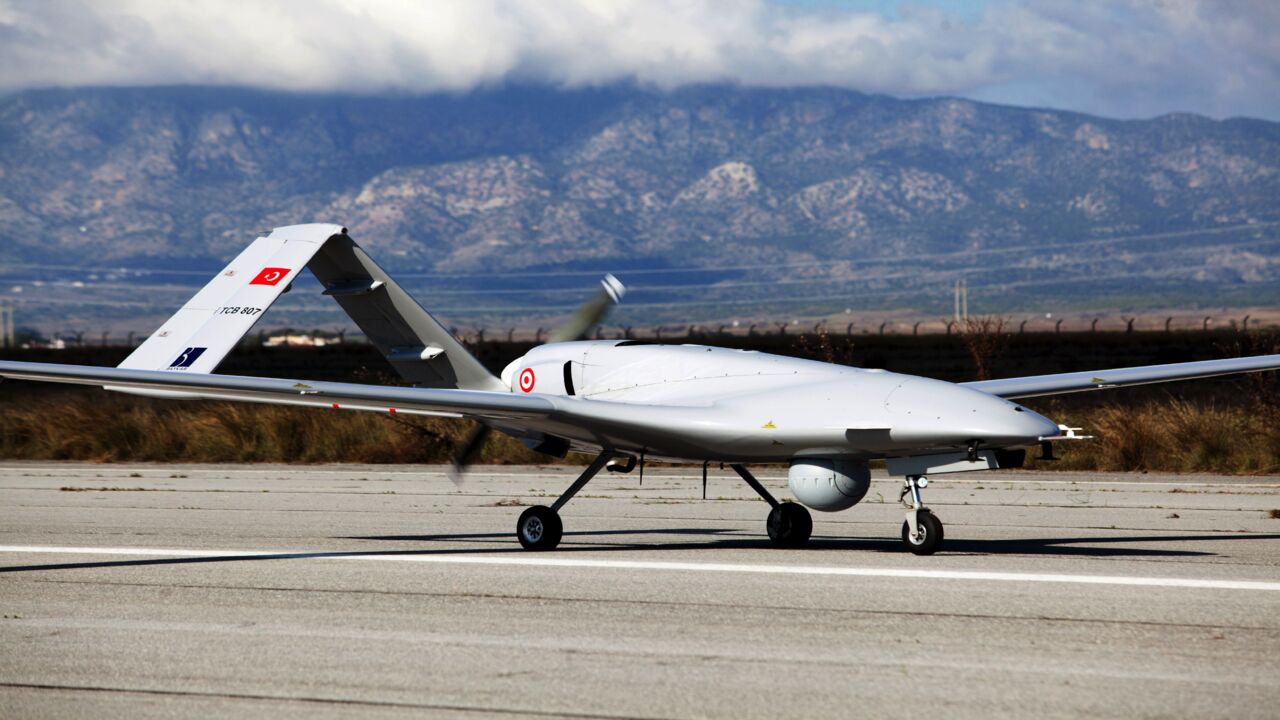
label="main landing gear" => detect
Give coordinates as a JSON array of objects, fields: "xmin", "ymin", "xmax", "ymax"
[
  {"xmin": 731, "ymin": 464, "xmax": 812, "ymax": 548},
  {"xmin": 513, "ymin": 455, "xmax": 814, "ymax": 551},
  {"xmin": 900, "ymin": 475, "xmax": 943, "ymax": 555},
  {"xmin": 516, "ymin": 452, "xmax": 612, "ymax": 550}
]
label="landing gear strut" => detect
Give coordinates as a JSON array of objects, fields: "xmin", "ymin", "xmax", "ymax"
[
  {"xmin": 900, "ymin": 474, "xmax": 943, "ymax": 555},
  {"xmin": 516, "ymin": 452, "xmax": 612, "ymax": 550},
  {"xmin": 731, "ymin": 464, "xmax": 812, "ymax": 548}
]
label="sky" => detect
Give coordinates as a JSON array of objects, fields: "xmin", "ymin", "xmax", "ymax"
[{"xmin": 0, "ymin": 0, "xmax": 1277, "ymax": 121}]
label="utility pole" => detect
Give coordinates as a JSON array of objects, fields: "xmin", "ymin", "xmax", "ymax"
[
  {"xmin": 2, "ymin": 304, "xmax": 15, "ymax": 348},
  {"xmin": 953, "ymin": 279, "xmax": 969, "ymax": 323}
]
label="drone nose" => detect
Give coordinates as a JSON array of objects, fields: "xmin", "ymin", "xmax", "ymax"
[
  {"xmin": 953, "ymin": 390, "xmax": 1058, "ymax": 444},
  {"xmin": 1000, "ymin": 404, "xmax": 1061, "ymax": 443},
  {"xmin": 885, "ymin": 378, "xmax": 1058, "ymax": 444}
]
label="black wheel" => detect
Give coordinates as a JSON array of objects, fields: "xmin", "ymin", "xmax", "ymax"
[
  {"xmin": 767, "ymin": 503, "xmax": 812, "ymax": 548},
  {"xmin": 901, "ymin": 510, "xmax": 944, "ymax": 555},
  {"xmin": 516, "ymin": 505, "xmax": 563, "ymax": 551}
]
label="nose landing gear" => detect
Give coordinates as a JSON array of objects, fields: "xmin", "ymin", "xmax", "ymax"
[{"xmin": 900, "ymin": 474, "xmax": 943, "ymax": 555}]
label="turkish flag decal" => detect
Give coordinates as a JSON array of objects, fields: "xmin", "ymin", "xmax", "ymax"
[{"xmin": 250, "ymin": 267, "xmax": 291, "ymax": 286}]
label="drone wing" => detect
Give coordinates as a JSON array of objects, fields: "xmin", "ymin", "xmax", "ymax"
[
  {"xmin": 0, "ymin": 361, "xmax": 551, "ymax": 422},
  {"xmin": 963, "ymin": 354, "xmax": 1280, "ymax": 399}
]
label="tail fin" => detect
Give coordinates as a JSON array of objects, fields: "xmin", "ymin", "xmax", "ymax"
[
  {"xmin": 306, "ymin": 233, "xmax": 505, "ymax": 390},
  {"xmin": 119, "ymin": 224, "xmax": 337, "ymax": 374},
  {"xmin": 119, "ymin": 223, "xmax": 505, "ymax": 391}
]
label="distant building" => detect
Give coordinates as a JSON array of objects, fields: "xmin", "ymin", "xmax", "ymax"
[{"xmin": 263, "ymin": 333, "xmax": 332, "ymax": 348}]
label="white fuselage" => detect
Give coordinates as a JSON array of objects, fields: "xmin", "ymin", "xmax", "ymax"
[{"xmin": 500, "ymin": 341, "xmax": 1059, "ymax": 462}]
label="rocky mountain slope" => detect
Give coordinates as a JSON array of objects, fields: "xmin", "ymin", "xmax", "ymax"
[{"xmin": 1, "ymin": 84, "xmax": 1277, "ymax": 327}]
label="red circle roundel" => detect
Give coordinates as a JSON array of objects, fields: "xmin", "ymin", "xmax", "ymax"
[{"xmin": 518, "ymin": 367, "xmax": 536, "ymax": 393}]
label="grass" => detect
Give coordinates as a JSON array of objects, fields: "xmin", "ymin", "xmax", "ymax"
[
  {"xmin": 0, "ymin": 392, "xmax": 557, "ymax": 465},
  {"xmin": 2, "ymin": 387, "xmax": 1278, "ymax": 474},
  {"xmin": 1022, "ymin": 397, "xmax": 1280, "ymax": 474}
]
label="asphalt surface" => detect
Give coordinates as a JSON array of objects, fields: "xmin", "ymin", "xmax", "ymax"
[{"xmin": 1, "ymin": 462, "xmax": 1279, "ymax": 719}]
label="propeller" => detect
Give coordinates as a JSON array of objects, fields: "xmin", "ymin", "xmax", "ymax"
[
  {"xmin": 449, "ymin": 422, "xmax": 491, "ymax": 484},
  {"xmin": 546, "ymin": 274, "xmax": 625, "ymax": 343},
  {"xmin": 448, "ymin": 274, "xmax": 626, "ymax": 485}
]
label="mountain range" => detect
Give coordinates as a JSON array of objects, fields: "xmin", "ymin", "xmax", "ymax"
[{"xmin": 1, "ymin": 84, "xmax": 1277, "ymax": 330}]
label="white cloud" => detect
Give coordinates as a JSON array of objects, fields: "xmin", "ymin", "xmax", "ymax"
[{"xmin": 0, "ymin": 0, "xmax": 1276, "ymax": 120}]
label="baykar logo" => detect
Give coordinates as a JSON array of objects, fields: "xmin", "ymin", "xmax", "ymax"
[
  {"xmin": 250, "ymin": 267, "xmax": 290, "ymax": 286},
  {"xmin": 169, "ymin": 347, "xmax": 207, "ymax": 369}
]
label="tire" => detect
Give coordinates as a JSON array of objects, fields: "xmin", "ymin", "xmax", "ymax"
[
  {"xmin": 767, "ymin": 503, "xmax": 813, "ymax": 548},
  {"xmin": 901, "ymin": 510, "xmax": 944, "ymax": 555},
  {"xmin": 516, "ymin": 505, "xmax": 563, "ymax": 551}
]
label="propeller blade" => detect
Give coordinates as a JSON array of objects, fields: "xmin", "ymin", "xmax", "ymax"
[
  {"xmin": 448, "ymin": 423, "xmax": 490, "ymax": 486},
  {"xmin": 547, "ymin": 274, "xmax": 625, "ymax": 343},
  {"xmin": 453, "ymin": 276, "xmax": 623, "ymax": 483}
]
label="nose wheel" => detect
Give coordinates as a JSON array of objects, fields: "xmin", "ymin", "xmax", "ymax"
[
  {"xmin": 900, "ymin": 475, "xmax": 944, "ymax": 555},
  {"xmin": 902, "ymin": 509, "xmax": 943, "ymax": 555}
]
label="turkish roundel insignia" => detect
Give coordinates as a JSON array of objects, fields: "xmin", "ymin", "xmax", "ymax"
[{"xmin": 250, "ymin": 267, "xmax": 291, "ymax": 286}]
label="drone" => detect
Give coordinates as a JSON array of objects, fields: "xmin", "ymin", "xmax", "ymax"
[{"xmin": 3, "ymin": 224, "xmax": 1276, "ymax": 555}]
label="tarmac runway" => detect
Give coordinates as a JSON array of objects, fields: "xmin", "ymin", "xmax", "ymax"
[{"xmin": 1, "ymin": 461, "xmax": 1278, "ymax": 719}]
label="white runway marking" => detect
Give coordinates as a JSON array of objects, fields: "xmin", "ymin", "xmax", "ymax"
[{"xmin": 2, "ymin": 545, "xmax": 1279, "ymax": 591}]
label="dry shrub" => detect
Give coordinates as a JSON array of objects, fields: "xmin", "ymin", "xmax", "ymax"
[
  {"xmin": 1034, "ymin": 399, "xmax": 1280, "ymax": 474},
  {"xmin": 958, "ymin": 316, "xmax": 1009, "ymax": 381},
  {"xmin": 0, "ymin": 391, "xmax": 559, "ymax": 465},
  {"xmin": 1067, "ymin": 403, "xmax": 1166, "ymax": 472},
  {"xmin": 794, "ymin": 328, "xmax": 857, "ymax": 366}
]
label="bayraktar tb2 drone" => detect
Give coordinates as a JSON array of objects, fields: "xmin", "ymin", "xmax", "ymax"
[{"xmin": 3, "ymin": 225, "xmax": 1278, "ymax": 555}]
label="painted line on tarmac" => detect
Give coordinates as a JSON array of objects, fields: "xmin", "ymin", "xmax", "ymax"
[{"xmin": 2, "ymin": 545, "xmax": 1279, "ymax": 591}]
